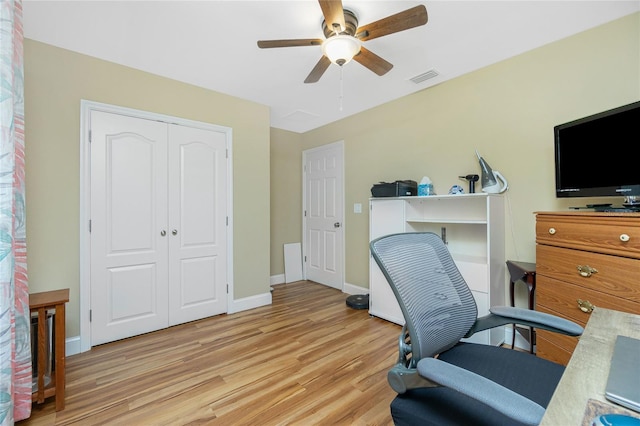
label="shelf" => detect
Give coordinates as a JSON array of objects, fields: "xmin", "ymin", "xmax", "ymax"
[
  {"xmin": 394, "ymin": 193, "xmax": 490, "ymax": 200},
  {"xmin": 406, "ymin": 218, "xmax": 487, "ymax": 224},
  {"xmin": 452, "ymin": 253, "xmax": 488, "ymax": 264}
]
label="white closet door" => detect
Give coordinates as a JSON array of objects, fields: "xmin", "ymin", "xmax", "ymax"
[
  {"xmin": 167, "ymin": 124, "xmax": 228, "ymax": 325},
  {"xmin": 90, "ymin": 111, "xmax": 169, "ymax": 346}
]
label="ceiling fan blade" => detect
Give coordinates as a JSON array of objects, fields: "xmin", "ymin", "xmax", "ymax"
[
  {"xmin": 304, "ymin": 56, "xmax": 332, "ymax": 84},
  {"xmin": 257, "ymin": 39, "xmax": 323, "ymax": 49},
  {"xmin": 353, "ymin": 46, "xmax": 393, "ymax": 76},
  {"xmin": 318, "ymin": 0, "xmax": 346, "ymax": 34},
  {"xmin": 356, "ymin": 5, "xmax": 428, "ymax": 41}
]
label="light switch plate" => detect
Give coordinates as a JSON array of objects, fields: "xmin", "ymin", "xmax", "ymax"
[{"xmin": 354, "ymin": 203, "xmax": 362, "ymax": 213}]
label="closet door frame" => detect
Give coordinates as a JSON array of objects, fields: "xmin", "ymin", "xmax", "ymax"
[{"xmin": 79, "ymin": 100, "xmax": 234, "ymax": 353}]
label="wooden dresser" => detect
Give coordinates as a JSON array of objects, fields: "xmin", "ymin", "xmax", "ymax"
[{"xmin": 535, "ymin": 211, "xmax": 640, "ymax": 365}]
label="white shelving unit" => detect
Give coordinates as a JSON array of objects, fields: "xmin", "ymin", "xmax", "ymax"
[{"xmin": 369, "ymin": 193, "xmax": 506, "ymax": 346}]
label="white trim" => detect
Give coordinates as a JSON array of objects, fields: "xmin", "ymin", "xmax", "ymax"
[
  {"xmin": 301, "ymin": 141, "xmax": 345, "ymax": 288},
  {"xmin": 343, "ymin": 282, "xmax": 368, "ymax": 296},
  {"xmin": 66, "ymin": 335, "xmax": 81, "ymax": 357},
  {"xmin": 229, "ymin": 291, "xmax": 272, "ymax": 314},
  {"xmin": 79, "ymin": 100, "xmax": 234, "ymax": 352},
  {"xmin": 270, "ymin": 274, "xmax": 285, "ymax": 286}
]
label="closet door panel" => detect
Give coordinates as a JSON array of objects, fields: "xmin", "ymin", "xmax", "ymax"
[
  {"xmin": 90, "ymin": 111, "xmax": 169, "ymax": 346},
  {"xmin": 168, "ymin": 124, "xmax": 228, "ymax": 325}
]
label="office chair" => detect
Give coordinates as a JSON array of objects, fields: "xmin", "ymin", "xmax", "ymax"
[{"xmin": 370, "ymin": 232, "xmax": 583, "ymax": 426}]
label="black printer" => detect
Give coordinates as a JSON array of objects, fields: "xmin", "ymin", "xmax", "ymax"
[{"xmin": 371, "ymin": 180, "xmax": 417, "ymax": 197}]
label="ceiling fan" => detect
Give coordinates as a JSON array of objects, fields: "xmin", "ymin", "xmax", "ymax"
[{"xmin": 257, "ymin": 1, "xmax": 428, "ymax": 83}]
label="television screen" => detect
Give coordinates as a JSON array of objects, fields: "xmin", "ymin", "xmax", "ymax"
[{"xmin": 554, "ymin": 100, "xmax": 640, "ymax": 200}]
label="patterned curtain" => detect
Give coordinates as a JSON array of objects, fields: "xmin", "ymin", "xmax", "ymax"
[{"xmin": 0, "ymin": 0, "xmax": 31, "ymax": 423}]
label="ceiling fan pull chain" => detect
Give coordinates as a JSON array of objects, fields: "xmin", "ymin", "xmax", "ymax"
[{"xmin": 339, "ymin": 66, "xmax": 344, "ymax": 111}]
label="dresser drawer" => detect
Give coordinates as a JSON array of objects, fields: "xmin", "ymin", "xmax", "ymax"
[
  {"xmin": 536, "ymin": 245, "xmax": 640, "ymax": 303},
  {"xmin": 536, "ymin": 330, "xmax": 574, "ymax": 366},
  {"xmin": 537, "ymin": 274, "xmax": 640, "ymax": 322},
  {"xmin": 536, "ymin": 213, "xmax": 640, "ymax": 258}
]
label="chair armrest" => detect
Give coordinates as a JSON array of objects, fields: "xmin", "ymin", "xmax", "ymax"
[
  {"xmin": 417, "ymin": 357, "xmax": 544, "ymax": 426},
  {"xmin": 464, "ymin": 306, "xmax": 583, "ymax": 338}
]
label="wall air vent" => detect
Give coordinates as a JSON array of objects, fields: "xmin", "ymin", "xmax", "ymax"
[{"xmin": 409, "ymin": 69, "xmax": 440, "ymax": 84}]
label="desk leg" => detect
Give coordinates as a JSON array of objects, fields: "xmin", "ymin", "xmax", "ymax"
[
  {"xmin": 509, "ymin": 281, "xmax": 516, "ymax": 349},
  {"xmin": 527, "ymin": 286, "xmax": 536, "ymax": 354}
]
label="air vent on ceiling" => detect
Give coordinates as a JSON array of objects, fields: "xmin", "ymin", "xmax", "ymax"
[{"xmin": 409, "ymin": 69, "xmax": 440, "ymax": 84}]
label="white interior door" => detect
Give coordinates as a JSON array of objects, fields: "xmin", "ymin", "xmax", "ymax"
[
  {"xmin": 167, "ymin": 124, "xmax": 227, "ymax": 325},
  {"xmin": 90, "ymin": 111, "xmax": 169, "ymax": 346},
  {"xmin": 303, "ymin": 141, "xmax": 344, "ymax": 290}
]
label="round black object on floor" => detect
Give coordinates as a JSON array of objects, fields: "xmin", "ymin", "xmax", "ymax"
[{"xmin": 346, "ymin": 294, "xmax": 369, "ymax": 310}]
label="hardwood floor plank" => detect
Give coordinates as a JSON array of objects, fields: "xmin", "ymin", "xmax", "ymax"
[{"xmin": 19, "ymin": 281, "xmax": 401, "ymax": 425}]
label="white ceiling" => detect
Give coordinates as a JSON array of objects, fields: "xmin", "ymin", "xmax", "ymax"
[{"xmin": 23, "ymin": 0, "xmax": 640, "ymax": 133}]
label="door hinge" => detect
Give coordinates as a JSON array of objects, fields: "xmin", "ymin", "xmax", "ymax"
[
  {"xmin": 89, "ymin": 219, "xmax": 92, "ymax": 232},
  {"xmin": 226, "ymin": 216, "xmax": 229, "ymax": 226},
  {"xmin": 226, "ymin": 284, "xmax": 229, "ymax": 294},
  {"xmin": 304, "ymin": 255, "xmax": 307, "ymax": 262},
  {"xmin": 304, "ymin": 210, "xmax": 307, "ymax": 217},
  {"xmin": 89, "ymin": 309, "xmax": 92, "ymax": 322},
  {"xmin": 226, "ymin": 149, "xmax": 228, "ymax": 159},
  {"xmin": 89, "ymin": 130, "xmax": 92, "ymax": 143}
]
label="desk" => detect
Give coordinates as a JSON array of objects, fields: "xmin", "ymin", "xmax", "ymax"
[
  {"xmin": 540, "ymin": 307, "xmax": 640, "ymax": 425},
  {"xmin": 29, "ymin": 289, "xmax": 69, "ymax": 411}
]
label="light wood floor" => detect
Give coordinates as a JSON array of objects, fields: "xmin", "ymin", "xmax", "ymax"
[{"xmin": 19, "ymin": 281, "xmax": 402, "ymax": 426}]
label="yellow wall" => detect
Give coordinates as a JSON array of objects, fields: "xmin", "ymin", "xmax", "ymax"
[
  {"xmin": 270, "ymin": 128, "xmax": 303, "ymax": 275},
  {"xmin": 24, "ymin": 40, "xmax": 272, "ymax": 338},
  {"xmin": 270, "ymin": 13, "xmax": 640, "ymax": 289}
]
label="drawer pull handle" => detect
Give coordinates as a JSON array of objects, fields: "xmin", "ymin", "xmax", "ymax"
[
  {"xmin": 577, "ymin": 299, "xmax": 595, "ymax": 313},
  {"xmin": 620, "ymin": 234, "xmax": 630, "ymax": 242},
  {"xmin": 548, "ymin": 227, "xmax": 556, "ymax": 235},
  {"xmin": 577, "ymin": 265, "xmax": 598, "ymax": 277}
]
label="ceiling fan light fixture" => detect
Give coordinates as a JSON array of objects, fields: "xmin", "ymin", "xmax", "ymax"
[{"xmin": 322, "ymin": 35, "xmax": 361, "ymax": 66}]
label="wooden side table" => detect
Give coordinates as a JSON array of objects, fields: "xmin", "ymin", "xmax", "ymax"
[
  {"xmin": 506, "ymin": 261, "xmax": 536, "ymax": 354},
  {"xmin": 29, "ymin": 288, "xmax": 69, "ymax": 411}
]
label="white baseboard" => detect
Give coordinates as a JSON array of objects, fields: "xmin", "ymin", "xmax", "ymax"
[
  {"xmin": 270, "ymin": 274, "xmax": 285, "ymax": 286},
  {"xmin": 66, "ymin": 335, "xmax": 82, "ymax": 356},
  {"xmin": 228, "ymin": 291, "xmax": 272, "ymax": 314},
  {"xmin": 270, "ymin": 275, "xmax": 368, "ymax": 297},
  {"xmin": 343, "ymin": 282, "xmax": 368, "ymax": 295}
]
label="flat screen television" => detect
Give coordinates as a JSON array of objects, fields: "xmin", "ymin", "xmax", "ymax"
[{"xmin": 554, "ymin": 100, "xmax": 640, "ymax": 203}]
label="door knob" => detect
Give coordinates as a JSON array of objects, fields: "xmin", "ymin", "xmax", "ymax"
[
  {"xmin": 160, "ymin": 230, "xmax": 166, "ymax": 236},
  {"xmin": 334, "ymin": 222, "xmax": 341, "ymax": 228},
  {"xmin": 172, "ymin": 229, "xmax": 178, "ymax": 236}
]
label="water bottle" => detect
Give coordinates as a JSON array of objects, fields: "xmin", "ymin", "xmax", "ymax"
[{"xmin": 418, "ymin": 176, "xmax": 434, "ymax": 196}]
